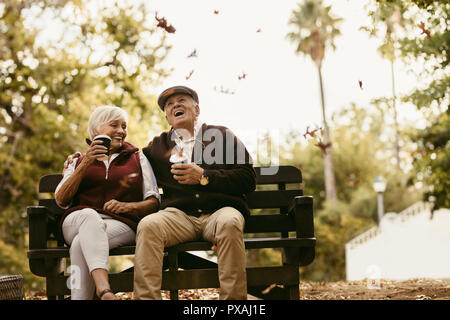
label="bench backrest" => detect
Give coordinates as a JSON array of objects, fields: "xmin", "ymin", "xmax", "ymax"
[{"xmin": 38, "ymin": 165, "xmax": 302, "ymax": 238}]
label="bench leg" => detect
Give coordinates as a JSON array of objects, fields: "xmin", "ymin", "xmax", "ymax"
[
  {"xmin": 287, "ymin": 285, "xmax": 299, "ymax": 300},
  {"xmin": 170, "ymin": 290, "xmax": 179, "ymax": 300},
  {"xmin": 167, "ymin": 248, "xmax": 179, "ymax": 300}
]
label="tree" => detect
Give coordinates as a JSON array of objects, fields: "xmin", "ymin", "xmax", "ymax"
[
  {"xmin": 286, "ymin": 0, "xmax": 342, "ymax": 204},
  {"xmin": 361, "ymin": 1, "xmax": 413, "ymax": 171},
  {"xmin": 369, "ymin": 0, "xmax": 449, "ymax": 211},
  {"xmin": 0, "ymin": 0, "xmax": 171, "ymax": 289}
]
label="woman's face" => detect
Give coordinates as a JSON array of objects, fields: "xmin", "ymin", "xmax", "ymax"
[{"xmin": 96, "ymin": 117, "xmax": 127, "ymax": 152}]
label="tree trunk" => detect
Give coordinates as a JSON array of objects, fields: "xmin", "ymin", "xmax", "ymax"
[
  {"xmin": 317, "ymin": 66, "xmax": 337, "ymax": 203},
  {"xmin": 391, "ymin": 59, "xmax": 401, "ymax": 171}
]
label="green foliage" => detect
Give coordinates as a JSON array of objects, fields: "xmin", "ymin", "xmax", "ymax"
[
  {"xmin": 247, "ymin": 249, "xmax": 282, "ymax": 267},
  {"xmin": 410, "ymin": 111, "xmax": 450, "ymax": 210},
  {"xmin": 0, "ymin": 0, "xmax": 170, "ymax": 290},
  {"xmin": 360, "ymin": 0, "xmax": 413, "ymax": 61},
  {"xmin": 361, "ymin": 0, "xmax": 449, "ymax": 210},
  {"xmin": 373, "ymin": 0, "xmax": 450, "ymax": 211}
]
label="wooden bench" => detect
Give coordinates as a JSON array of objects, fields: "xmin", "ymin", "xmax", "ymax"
[{"xmin": 27, "ymin": 165, "xmax": 315, "ymax": 300}]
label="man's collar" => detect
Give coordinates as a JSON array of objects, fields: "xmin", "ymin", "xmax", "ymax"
[
  {"xmin": 193, "ymin": 121, "xmax": 204, "ymax": 139},
  {"xmin": 172, "ymin": 121, "xmax": 204, "ymax": 142}
]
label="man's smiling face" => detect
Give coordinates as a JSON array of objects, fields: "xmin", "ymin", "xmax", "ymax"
[{"xmin": 164, "ymin": 93, "xmax": 200, "ymax": 131}]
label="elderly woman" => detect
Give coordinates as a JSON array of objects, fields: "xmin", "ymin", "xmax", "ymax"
[{"xmin": 55, "ymin": 105, "xmax": 160, "ymax": 300}]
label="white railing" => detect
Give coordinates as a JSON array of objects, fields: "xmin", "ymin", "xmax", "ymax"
[
  {"xmin": 345, "ymin": 201, "xmax": 432, "ymax": 250},
  {"xmin": 346, "ymin": 226, "xmax": 380, "ymax": 250},
  {"xmin": 397, "ymin": 201, "xmax": 432, "ymax": 222}
]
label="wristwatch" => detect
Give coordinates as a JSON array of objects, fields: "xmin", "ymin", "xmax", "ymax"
[{"xmin": 199, "ymin": 169, "xmax": 209, "ymax": 186}]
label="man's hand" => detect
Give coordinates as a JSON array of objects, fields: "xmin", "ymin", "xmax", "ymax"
[
  {"xmin": 64, "ymin": 151, "xmax": 82, "ymax": 169},
  {"xmin": 171, "ymin": 163, "xmax": 204, "ymax": 185},
  {"xmin": 103, "ymin": 199, "xmax": 133, "ymax": 214}
]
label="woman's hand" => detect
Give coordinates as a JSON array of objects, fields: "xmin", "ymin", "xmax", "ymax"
[
  {"xmin": 103, "ymin": 199, "xmax": 133, "ymax": 214},
  {"xmin": 57, "ymin": 142, "xmax": 105, "ymax": 206},
  {"xmin": 81, "ymin": 140, "xmax": 108, "ymax": 166}
]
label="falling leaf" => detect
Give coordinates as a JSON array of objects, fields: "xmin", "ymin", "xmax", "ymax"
[
  {"xmin": 186, "ymin": 70, "xmax": 194, "ymax": 80},
  {"xmin": 155, "ymin": 12, "xmax": 176, "ymax": 33},
  {"xmin": 213, "ymin": 10, "xmax": 219, "ymax": 15},
  {"xmin": 238, "ymin": 72, "xmax": 247, "ymax": 80},
  {"xmin": 256, "ymin": 28, "xmax": 262, "ymax": 33},
  {"xmin": 315, "ymin": 139, "xmax": 331, "ymax": 154},
  {"xmin": 418, "ymin": 21, "xmax": 431, "ymax": 39},
  {"xmin": 303, "ymin": 126, "xmax": 322, "ymax": 139},
  {"xmin": 187, "ymin": 49, "xmax": 198, "ymax": 58},
  {"xmin": 358, "ymin": 80, "xmax": 363, "ymax": 90}
]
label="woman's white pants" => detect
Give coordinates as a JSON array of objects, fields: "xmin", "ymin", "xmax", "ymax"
[{"xmin": 62, "ymin": 208, "xmax": 135, "ymax": 300}]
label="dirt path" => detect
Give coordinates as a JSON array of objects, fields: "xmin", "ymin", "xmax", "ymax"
[
  {"xmin": 26, "ymin": 278, "xmax": 450, "ymax": 300},
  {"xmin": 300, "ymin": 278, "xmax": 450, "ymax": 300}
]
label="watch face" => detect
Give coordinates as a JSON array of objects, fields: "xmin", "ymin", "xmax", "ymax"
[{"xmin": 200, "ymin": 176, "xmax": 209, "ymax": 185}]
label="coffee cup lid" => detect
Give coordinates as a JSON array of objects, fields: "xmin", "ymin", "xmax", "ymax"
[{"xmin": 93, "ymin": 135, "xmax": 111, "ymax": 140}]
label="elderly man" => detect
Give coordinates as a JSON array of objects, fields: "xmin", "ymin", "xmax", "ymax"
[{"xmin": 134, "ymin": 85, "xmax": 256, "ymax": 300}]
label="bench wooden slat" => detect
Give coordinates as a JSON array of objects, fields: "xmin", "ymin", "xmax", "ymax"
[
  {"xmin": 162, "ymin": 265, "xmax": 300, "ymax": 290},
  {"xmin": 245, "ymin": 214, "xmax": 295, "ymax": 233},
  {"xmin": 247, "ymin": 190, "xmax": 302, "ymax": 209},
  {"xmin": 255, "ymin": 166, "xmax": 302, "ymax": 184},
  {"xmin": 35, "ymin": 198, "xmax": 299, "ymax": 233},
  {"xmin": 38, "ymin": 199, "xmax": 65, "ymax": 216},
  {"xmin": 39, "ymin": 174, "xmax": 63, "ymax": 193},
  {"xmin": 175, "ymin": 238, "xmax": 315, "ymax": 251},
  {"xmin": 27, "ymin": 238, "xmax": 316, "ymax": 259}
]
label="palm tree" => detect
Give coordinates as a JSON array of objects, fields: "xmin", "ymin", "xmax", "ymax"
[
  {"xmin": 362, "ymin": 3, "xmax": 409, "ymax": 171},
  {"xmin": 287, "ymin": 0, "xmax": 342, "ymax": 203}
]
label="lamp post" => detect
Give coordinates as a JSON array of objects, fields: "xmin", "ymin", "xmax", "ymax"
[{"xmin": 373, "ymin": 175, "xmax": 387, "ymax": 224}]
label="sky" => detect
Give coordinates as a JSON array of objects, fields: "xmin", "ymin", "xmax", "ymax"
[
  {"xmin": 17, "ymin": 0, "xmax": 427, "ymax": 153},
  {"xmin": 148, "ymin": 0, "xmax": 425, "ymax": 147}
]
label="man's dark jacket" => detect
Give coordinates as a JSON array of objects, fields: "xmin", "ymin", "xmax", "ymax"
[{"xmin": 142, "ymin": 123, "xmax": 256, "ymax": 218}]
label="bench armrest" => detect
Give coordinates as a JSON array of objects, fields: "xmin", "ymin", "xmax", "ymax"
[
  {"xmin": 28, "ymin": 206, "xmax": 48, "ymax": 250},
  {"xmin": 288, "ymin": 196, "xmax": 314, "ymax": 239}
]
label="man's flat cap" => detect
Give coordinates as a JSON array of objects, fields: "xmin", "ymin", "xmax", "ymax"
[{"xmin": 157, "ymin": 85, "xmax": 199, "ymax": 110}]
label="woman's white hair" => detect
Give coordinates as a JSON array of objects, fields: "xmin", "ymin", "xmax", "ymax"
[{"xmin": 88, "ymin": 105, "xmax": 128, "ymax": 139}]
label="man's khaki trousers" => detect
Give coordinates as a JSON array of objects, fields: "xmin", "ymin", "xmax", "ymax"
[{"xmin": 133, "ymin": 206, "xmax": 247, "ymax": 300}]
